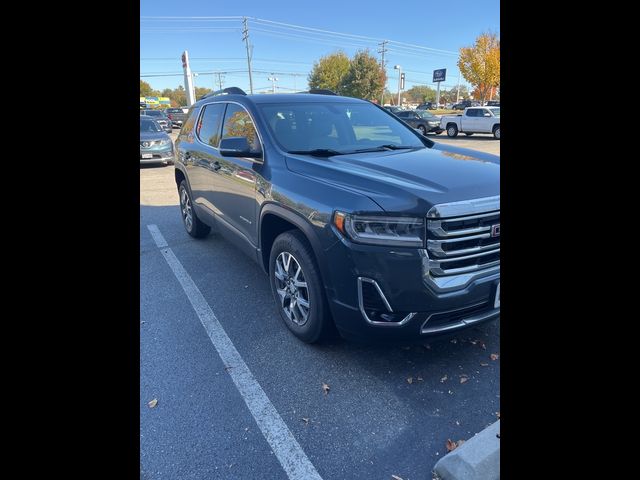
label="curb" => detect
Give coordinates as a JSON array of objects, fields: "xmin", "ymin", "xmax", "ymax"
[{"xmin": 433, "ymin": 420, "xmax": 500, "ymax": 480}]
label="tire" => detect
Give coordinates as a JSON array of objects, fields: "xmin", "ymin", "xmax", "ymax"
[
  {"xmin": 465, "ymin": 132, "xmax": 474, "ymax": 136},
  {"xmin": 493, "ymin": 125, "xmax": 500, "ymax": 139},
  {"xmin": 178, "ymin": 180, "xmax": 210, "ymax": 238},
  {"xmin": 418, "ymin": 125, "xmax": 427, "ymax": 135},
  {"xmin": 269, "ymin": 230, "xmax": 331, "ymax": 343},
  {"xmin": 446, "ymin": 124, "xmax": 459, "ymax": 137}
]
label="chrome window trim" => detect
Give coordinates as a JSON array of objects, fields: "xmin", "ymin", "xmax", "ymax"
[
  {"xmin": 427, "ymin": 195, "xmax": 500, "ymax": 219},
  {"xmin": 357, "ymin": 277, "xmax": 416, "ymax": 327}
]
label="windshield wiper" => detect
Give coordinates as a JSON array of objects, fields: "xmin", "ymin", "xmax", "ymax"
[
  {"xmin": 288, "ymin": 148, "xmax": 346, "ymax": 157},
  {"xmin": 351, "ymin": 144, "xmax": 421, "ymax": 153}
]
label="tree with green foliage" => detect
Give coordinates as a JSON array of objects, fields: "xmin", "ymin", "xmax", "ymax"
[
  {"xmin": 307, "ymin": 51, "xmax": 351, "ymax": 94},
  {"xmin": 403, "ymin": 85, "xmax": 436, "ymax": 104},
  {"xmin": 140, "ymin": 79, "xmax": 158, "ymax": 97},
  {"xmin": 342, "ymin": 50, "xmax": 386, "ymax": 101},
  {"xmin": 458, "ymin": 32, "xmax": 500, "ymax": 103}
]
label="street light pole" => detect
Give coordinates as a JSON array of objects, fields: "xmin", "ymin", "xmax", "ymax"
[{"xmin": 394, "ymin": 65, "xmax": 401, "ymax": 106}]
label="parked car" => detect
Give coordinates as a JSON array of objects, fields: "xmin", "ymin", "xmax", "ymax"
[
  {"xmin": 140, "ymin": 109, "xmax": 172, "ymax": 133},
  {"xmin": 174, "ymin": 88, "xmax": 499, "ymax": 344},
  {"xmin": 140, "ymin": 102, "xmax": 147, "ymax": 109},
  {"xmin": 485, "ymin": 101, "xmax": 500, "ymax": 107},
  {"xmin": 140, "ymin": 117, "xmax": 174, "ymax": 165},
  {"xmin": 440, "ymin": 106, "xmax": 500, "ymax": 139},
  {"xmin": 395, "ymin": 110, "xmax": 443, "ymax": 135},
  {"xmin": 452, "ymin": 100, "xmax": 480, "ymax": 110},
  {"xmin": 416, "ymin": 102, "xmax": 437, "ymax": 110},
  {"xmin": 383, "ymin": 105, "xmax": 403, "ymax": 115},
  {"xmin": 165, "ymin": 107, "xmax": 188, "ymax": 128}
]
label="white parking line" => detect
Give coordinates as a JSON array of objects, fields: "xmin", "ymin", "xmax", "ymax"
[{"xmin": 146, "ymin": 224, "xmax": 323, "ymax": 480}]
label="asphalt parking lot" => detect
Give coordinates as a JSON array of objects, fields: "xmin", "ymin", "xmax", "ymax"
[{"xmin": 140, "ymin": 130, "xmax": 500, "ymax": 479}]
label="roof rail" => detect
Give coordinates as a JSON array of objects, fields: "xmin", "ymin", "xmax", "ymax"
[
  {"xmin": 199, "ymin": 87, "xmax": 247, "ymax": 100},
  {"xmin": 304, "ymin": 89, "xmax": 338, "ymax": 95}
]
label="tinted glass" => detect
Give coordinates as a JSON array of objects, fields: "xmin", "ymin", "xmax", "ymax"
[
  {"xmin": 221, "ymin": 104, "xmax": 260, "ymax": 151},
  {"xmin": 197, "ymin": 103, "xmax": 226, "ymax": 147},
  {"xmin": 489, "ymin": 108, "xmax": 500, "ymax": 117},
  {"xmin": 146, "ymin": 110, "xmax": 163, "ymax": 117},
  {"xmin": 417, "ymin": 111, "xmax": 435, "ymax": 119},
  {"xmin": 466, "ymin": 109, "xmax": 478, "ymax": 117},
  {"xmin": 259, "ymin": 102, "xmax": 424, "ymax": 153},
  {"xmin": 140, "ymin": 119, "xmax": 161, "ymax": 132}
]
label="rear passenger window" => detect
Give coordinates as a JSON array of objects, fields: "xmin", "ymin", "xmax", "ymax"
[
  {"xmin": 221, "ymin": 104, "xmax": 260, "ymax": 152},
  {"xmin": 197, "ymin": 103, "xmax": 226, "ymax": 147},
  {"xmin": 179, "ymin": 106, "xmax": 199, "ymax": 142},
  {"xmin": 466, "ymin": 109, "xmax": 478, "ymax": 117}
]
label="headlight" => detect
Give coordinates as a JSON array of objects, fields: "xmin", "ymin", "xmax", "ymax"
[
  {"xmin": 333, "ymin": 212, "xmax": 424, "ymax": 247},
  {"xmin": 160, "ymin": 138, "xmax": 172, "ymax": 146}
]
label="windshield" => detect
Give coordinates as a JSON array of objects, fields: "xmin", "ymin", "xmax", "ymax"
[
  {"xmin": 259, "ymin": 102, "xmax": 426, "ymax": 154},
  {"xmin": 416, "ymin": 111, "xmax": 435, "ymax": 119},
  {"xmin": 488, "ymin": 107, "xmax": 500, "ymax": 117},
  {"xmin": 140, "ymin": 119, "xmax": 161, "ymax": 132}
]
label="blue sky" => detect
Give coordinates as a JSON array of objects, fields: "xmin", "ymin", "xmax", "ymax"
[{"xmin": 140, "ymin": 0, "xmax": 499, "ymax": 96}]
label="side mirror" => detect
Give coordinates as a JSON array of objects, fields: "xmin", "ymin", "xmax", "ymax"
[
  {"xmin": 484, "ymin": 112, "xmax": 492, "ymax": 117},
  {"xmin": 220, "ymin": 137, "xmax": 262, "ymax": 159}
]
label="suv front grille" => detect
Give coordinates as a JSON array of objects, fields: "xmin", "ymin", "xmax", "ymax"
[{"xmin": 426, "ymin": 210, "xmax": 500, "ymax": 276}]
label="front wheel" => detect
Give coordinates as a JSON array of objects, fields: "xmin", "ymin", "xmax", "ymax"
[
  {"xmin": 418, "ymin": 125, "xmax": 427, "ymax": 135},
  {"xmin": 179, "ymin": 181, "xmax": 210, "ymax": 238},
  {"xmin": 447, "ymin": 124, "xmax": 459, "ymax": 137},
  {"xmin": 269, "ymin": 230, "xmax": 332, "ymax": 343},
  {"xmin": 493, "ymin": 125, "xmax": 500, "ymax": 139}
]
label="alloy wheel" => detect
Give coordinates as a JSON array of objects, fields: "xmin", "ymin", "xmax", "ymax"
[{"xmin": 274, "ymin": 251, "xmax": 310, "ymax": 326}]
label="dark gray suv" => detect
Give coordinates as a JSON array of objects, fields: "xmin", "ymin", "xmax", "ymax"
[{"xmin": 174, "ymin": 88, "xmax": 500, "ymax": 343}]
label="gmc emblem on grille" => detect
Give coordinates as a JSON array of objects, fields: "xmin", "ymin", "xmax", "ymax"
[{"xmin": 491, "ymin": 224, "xmax": 500, "ymax": 237}]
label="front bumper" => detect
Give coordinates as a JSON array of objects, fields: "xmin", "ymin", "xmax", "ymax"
[
  {"xmin": 140, "ymin": 147, "xmax": 174, "ymax": 164},
  {"xmin": 324, "ymin": 235, "xmax": 499, "ymax": 341}
]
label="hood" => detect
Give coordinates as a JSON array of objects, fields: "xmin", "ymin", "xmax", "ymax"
[
  {"xmin": 285, "ymin": 144, "xmax": 499, "ymax": 215},
  {"xmin": 140, "ymin": 131, "xmax": 169, "ymax": 142}
]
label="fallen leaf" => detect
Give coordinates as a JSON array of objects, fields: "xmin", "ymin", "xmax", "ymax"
[
  {"xmin": 470, "ymin": 339, "xmax": 478, "ymax": 345},
  {"xmin": 391, "ymin": 475, "xmax": 404, "ymax": 480},
  {"xmin": 140, "ymin": 321, "xmax": 146, "ymax": 324},
  {"xmin": 460, "ymin": 376, "xmax": 469, "ymax": 384},
  {"xmin": 417, "ymin": 376, "xmax": 424, "ymax": 382},
  {"xmin": 224, "ymin": 366, "xmax": 233, "ymax": 371},
  {"xmin": 423, "ymin": 344, "xmax": 431, "ymax": 350},
  {"xmin": 407, "ymin": 377, "xmax": 413, "ymax": 384},
  {"xmin": 440, "ymin": 375, "xmax": 448, "ymax": 383},
  {"xmin": 480, "ymin": 342, "xmax": 487, "ymax": 350},
  {"xmin": 496, "ymin": 411, "xmax": 500, "ymax": 419},
  {"xmin": 446, "ymin": 439, "xmax": 466, "ymax": 452},
  {"xmin": 450, "ymin": 338, "xmax": 457, "ymax": 344},
  {"xmin": 456, "ymin": 420, "xmax": 460, "ymax": 426},
  {"xmin": 322, "ymin": 383, "xmax": 330, "ymax": 395},
  {"xmin": 448, "ymin": 390, "xmax": 453, "ymax": 395},
  {"xmin": 302, "ymin": 418, "xmax": 309, "ymax": 424},
  {"xmin": 490, "ymin": 353, "xmax": 500, "ymax": 361},
  {"xmin": 147, "ymin": 399, "xmax": 158, "ymax": 408},
  {"xmin": 480, "ymin": 362, "xmax": 489, "ymax": 367}
]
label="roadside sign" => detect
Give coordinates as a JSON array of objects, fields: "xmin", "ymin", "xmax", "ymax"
[
  {"xmin": 433, "ymin": 69, "xmax": 446, "ymax": 83},
  {"xmin": 400, "ymin": 73, "xmax": 405, "ymax": 89}
]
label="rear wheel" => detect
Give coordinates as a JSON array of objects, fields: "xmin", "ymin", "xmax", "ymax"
[
  {"xmin": 179, "ymin": 180, "xmax": 210, "ymax": 238},
  {"xmin": 269, "ymin": 230, "xmax": 331, "ymax": 343},
  {"xmin": 446, "ymin": 124, "xmax": 459, "ymax": 137},
  {"xmin": 418, "ymin": 125, "xmax": 427, "ymax": 135}
]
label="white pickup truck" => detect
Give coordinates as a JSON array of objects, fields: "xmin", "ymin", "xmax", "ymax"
[{"xmin": 440, "ymin": 106, "xmax": 501, "ymax": 139}]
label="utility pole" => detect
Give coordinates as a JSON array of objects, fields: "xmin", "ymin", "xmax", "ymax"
[
  {"xmin": 268, "ymin": 75, "xmax": 278, "ymax": 93},
  {"xmin": 242, "ymin": 17, "xmax": 254, "ymax": 94},
  {"xmin": 394, "ymin": 65, "xmax": 402, "ymax": 107},
  {"xmin": 378, "ymin": 40, "xmax": 388, "ymax": 104},
  {"xmin": 216, "ymin": 72, "xmax": 224, "ymax": 90},
  {"xmin": 456, "ymin": 69, "xmax": 461, "ymax": 103}
]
